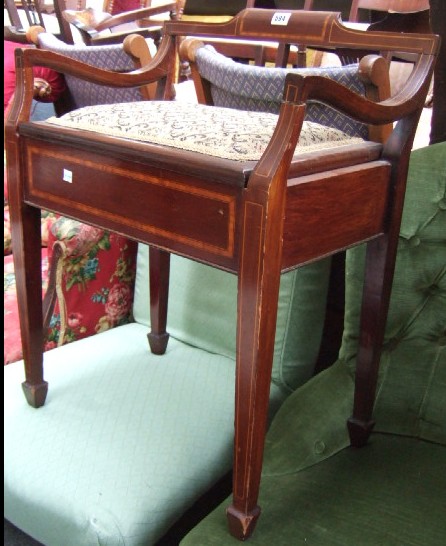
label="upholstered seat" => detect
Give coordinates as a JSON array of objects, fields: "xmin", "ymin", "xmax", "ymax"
[{"xmin": 46, "ymin": 101, "xmax": 364, "ymax": 160}]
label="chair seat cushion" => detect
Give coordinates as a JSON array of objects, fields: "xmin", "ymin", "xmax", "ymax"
[
  {"xmin": 46, "ymin": 101, "xmax": 363, "ymax": 162},
  {"xmin": 4, "ymin": 323, "xmax": 237, "ymax": 545},
  {"xmin": 133, "ymin": 245, "xmax": 332, "ymax": 400}
]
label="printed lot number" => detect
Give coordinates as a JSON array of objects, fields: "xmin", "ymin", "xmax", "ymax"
[{"xmin": 271, "ymin": 12, "xmax": 292, "ymax": 26}]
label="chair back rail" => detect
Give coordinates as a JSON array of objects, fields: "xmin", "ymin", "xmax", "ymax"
[{"xmin": 166, "ymin": 9, "xmax": 436, "ymax": 57}]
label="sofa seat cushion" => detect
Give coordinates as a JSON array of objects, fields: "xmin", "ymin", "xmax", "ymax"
[
  {"xmin": 180, "ymin": 434, "xmax": 446, "ymax": 546},
  {"xmin": 46, "ymin": 101, "xmax": 363, "ymax": 162},
  {"xmin": 4, "ymin": 323, "xmax": 237, "ymax": 545}
]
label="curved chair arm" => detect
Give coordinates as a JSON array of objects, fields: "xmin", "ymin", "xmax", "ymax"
[
  {"xmin": 27, "ymin": 25, "xmax": 170, "ymax": 107},
  {"xmin": 284, "ymin": 54, "xmax": 432, "ymax": 128}
]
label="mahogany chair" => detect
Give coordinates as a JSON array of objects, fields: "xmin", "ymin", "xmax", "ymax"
[
  {"xmin": 60, "ymin": 0, "xmax": 182, "ymax": 46},
  {"xmin": 4, "ymin": 0, "xmax": 70, "ymax": 43},
  {"xmin": 5, "ymin": 8, "xmax": 438, "ymax": 541},
  {"xmin": 27, "ymin": 24, "xmax": 161, "ymax": 114},
  {"xmin": 4, "ymin": 0, "xmax": 183, "ymax": 45}
]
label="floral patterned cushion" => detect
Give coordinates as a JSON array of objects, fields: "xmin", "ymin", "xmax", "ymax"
[
  {"xmin": 3, "ymin": 215, "xmax": 137, "ymax": 363},
  {"xmin": 3, "ymin": 207, "xmax": 57, "ymax": 256},
  {"xmin": 45, "ymin": 217, "xmax": 137, "ymax": 350}
]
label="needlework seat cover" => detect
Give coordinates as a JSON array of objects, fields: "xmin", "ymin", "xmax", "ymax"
[
  {"xmin": 46, "ymin": 101, "xmax": 363, "ymax": 162},
  {"xmin": 180, "ymin": 143, "xmax": 446, "ymax": 545}
]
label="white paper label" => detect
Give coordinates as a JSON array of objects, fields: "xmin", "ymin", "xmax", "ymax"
[
  {"xmin": 63, "ymin": 169, "xmax": 73, "ymax": 183},
  {"xmin": 271, "ymin": 12, "xmax": 292, "ymax": 26}
]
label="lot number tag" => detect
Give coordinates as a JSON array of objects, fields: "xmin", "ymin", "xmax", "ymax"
[{"xmin": 271, "ymin": 12, "xmax": 291, "ymax": 26}]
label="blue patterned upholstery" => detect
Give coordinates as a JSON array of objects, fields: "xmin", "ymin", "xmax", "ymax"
[
  {"xmin": 196, "ymin": 45, "xmax": 369, "ymax": 139},
  {"xmin": 36, "ymin": 33, "xmax": 145, "ymax": 108}
]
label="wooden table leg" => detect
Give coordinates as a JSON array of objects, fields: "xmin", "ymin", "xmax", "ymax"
[{"xmin": 227, "ymin": 204, "xmax": 283, "ymax": 539}]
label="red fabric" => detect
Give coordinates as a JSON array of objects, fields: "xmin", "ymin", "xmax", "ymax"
[
  {"xmin": 45, "ymin": 221, "xmax": 137, "ymax": 350},
  {"xmin": 4, "ymin": 225, "xmax": 137, "ymax": 364},
  {"xmin": 4, "ymin": 40, "xmax": 66, "ymax": 110},
  {"xmin": 4, "ymin": 160, "xmax": 8, "ymax": 205},
  {"xmin": 108, "ymin": 0, "xmax": 142, "ymax": 15}
]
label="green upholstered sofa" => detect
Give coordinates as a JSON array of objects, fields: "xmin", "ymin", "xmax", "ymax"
[
  {"xmin": 180, "ymin": 143, "xmax": 446, "ymax": 544},
  {"xmin": 4, "ymin": 233, "xmax": 330, "ymax": 544}
]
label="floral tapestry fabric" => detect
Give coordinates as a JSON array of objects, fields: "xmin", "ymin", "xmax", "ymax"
[
  {"xmin": 46, "ymin": 217, "xmax": 137, "ymax": 350},
  {"xmin": 3, "ymin": 207, "xmax": 57, "ymax": 256}
]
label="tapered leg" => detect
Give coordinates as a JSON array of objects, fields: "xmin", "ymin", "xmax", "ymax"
[
  {"xmin": 347, "ymin": 106, "xmax": 422, "ymax": 446},
  {"xmin": 348, "ymin": 234, "xmax": 397, "ymax": 447},
  {"xmin": 227, "ymin": 202, "xmax": 282, "ymax": 540},
  {"xmin": 226, "ymin": 100, "xmax": 306, "ymax": 540},
  {"xmin": 12, "ymin": 204, "xmax": 48, "ymax": 408},
  {"xmin": 147, "ymin": 246, "xmax": 170, "ymax": 355},
  {"xmin": 6, "ymin": 112, "xmax": 47, "ymax": 407}
]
